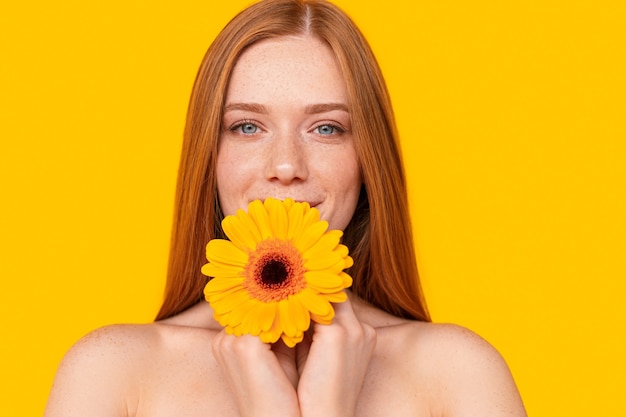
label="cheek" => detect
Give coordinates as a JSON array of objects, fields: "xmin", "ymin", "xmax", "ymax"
[
  {"xmin": 215, "ymin": 146, "xmax": 245, "ymax": 215},
  {"xmin": 327, "ymin": 151, "xmax": 362, "ymax": 230},
  {"xmin": 215, "ymin": 153, "xmax": 231, "ymax": 194},
  {"xmin": 335, "ymin": 147, "xmax": 361, "ymax": 193},
  {"xmin": 216, "ymin": 143, "xmax": 266, "ymax": 215},
  {"xmin": 341, "ymin": 166, "xmax": 362, "ymax": 198}
]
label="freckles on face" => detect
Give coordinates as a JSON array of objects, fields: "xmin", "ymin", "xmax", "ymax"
[{"xmin": 216, "ymin": 35, "xmax": 362, "ymax": 231}]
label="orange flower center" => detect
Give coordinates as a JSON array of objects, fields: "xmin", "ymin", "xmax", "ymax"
[{"xmin": 243, "ymin": 239, "xmax": 306, "ymax": 302}]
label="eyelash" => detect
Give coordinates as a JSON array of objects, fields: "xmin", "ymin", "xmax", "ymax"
[
  {"xmin": 313, "ymin": 123, "xmax": 345, "ymax": 136},
  {"xmin": 227, "ymin": 120, "xmax": 346, "ymax": 136},
  {"xmin": 229, "ymin": 119, "xmax": 259, "ymax": 135}
]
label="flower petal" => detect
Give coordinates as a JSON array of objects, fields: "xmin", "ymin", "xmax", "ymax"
[
  {"xmin": 261, "ymin": 312, "xmax": 284, "ymax": 344},
  {"xmin": 223, "ymin": 298, "xmax": 256, "ymax": 327},
  {"xmin": 339, "ymin": 271, "xmax": 353, "ymax": 287},
  {"xmin": 205, "ymin": 285, "xmax": 245, "ymax": 303},
  {"xmin": 343, "ymin": 254, "xmax": 354, "ymax": 269},
  {"xmin": 304, "ymin": 270, "xmax": 345, "ymax": 291},
  {"xmin": 204, "ymin": 277, "xmax": 246, "ymax": 296},
  {"xmin": 282, "ymin": 198, "xmax": 295, "ymax": 210},
  {"xmin": 293, "ymin": 220, "xmax": 329, "ymax": 253},
  {"xmin": 286, "ymin": 201, "xmax": 305, "ymax": 240},
  {"xmin": 333, "ymin": 244, "xmax": 351, "ymax": 263},
  {"xmin": 301, "ymin": 203, "xmax": 320, "ymax": 227},
  {"xmin": 205, "ymin": 239, "xmax": 248, "ymax": 266},
  {"xmin": 259, "ymin": 329, "xmax": 277, "ymax": 344},
  {"xmin": 240, "ymin": 302, "xmax": 273, "ymax": 336},
  {"xmin": 302, "ymin": 230, "xmax": 342, "ymax": 260},
  {"xmin": 296, "ymin": 288, "xmax": 333, "ymax": 317},
  {"xmin": 265, "ymin": 198, "xmax": 288, "ymax": 239},
  {"xmin": 201, "ymin": 262, "xmax": 243, "ymax": 278},
  {"xmin": 223, "ymin": 211, "xmax": 261, "ymax": 251},
  {"xmin": 310, "ymin": 310, "xmax": 334, "ymax": 325},
  {"xmin": 248, "ymin": 200, "xmax": 273, "ymax": 240},
  {"xmin": 279, "ymin": 299, "xmax": 298, "ymax": 338},
  {"xmin": 303, "ymin": 251, "xmax": 342, "ymax": 271},
  {"xmin": 257, "ymin": 302, "xmax": 277, "ymax": 332},
  {"xmin": 322, "ymin": 290, "xmax": 348, "ymax": 303},
  {"xmin": 208, "ymin": 287, "xmax": 249, "ymax": 313},
  {"xmin": 288, "ymin": 295, "xmax": 310, "ymax": 332},
  {"xmin": 281, "ymin": 333, "xmax": 303, "ymax": 348}
]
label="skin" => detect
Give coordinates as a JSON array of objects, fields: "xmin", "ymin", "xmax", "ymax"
[
  {"xmin": 44, "ymin": 36, "xmax": 527, "ymax": 417},
  {"xmin": 216, "ymin": 35, "xmax": 362, "ymax": 232}
]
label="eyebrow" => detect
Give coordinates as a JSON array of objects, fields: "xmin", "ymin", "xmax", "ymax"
[
  {"xmin": 223, "ymin": 102, "xmax": 349, "ymax": 114},
  {"xmin": 223, "ymin": 103, "xmax": 268, "ymax": 114},
  {"xmin": 304, "ymin": 103, "xmax": 349, "ymax": 114}
]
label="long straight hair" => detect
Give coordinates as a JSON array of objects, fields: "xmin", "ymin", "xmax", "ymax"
[{"xmin": 156, "ymin": 0, "xmax": 430, "ymax": 322}]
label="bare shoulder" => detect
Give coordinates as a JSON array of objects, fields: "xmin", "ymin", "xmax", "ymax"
[
  {"xmin": 55, "ymin": 323, "xmax": 161, "ymax": 375},
  {"xmin": 45, "ymin": 304, "xmax": 222, "ymax": 417},
  {"xmin": 388, "ymin": 322, "xmax": 527, "ymax": 417},
  {"xmin": 399, "ymin": 321, "xmax": 508, "ymax": 366},
  {"xmin": 45, "ymin": 324, "xmax": 161, "ymax": 417},
  {"xmin": 68, "ymin": 322, "xmax": 160, "ymax": 356}
]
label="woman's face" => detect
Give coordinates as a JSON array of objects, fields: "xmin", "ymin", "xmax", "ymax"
[{"xmin": 217, "ymin": 35, "xmax": 362, "ymax": 231}]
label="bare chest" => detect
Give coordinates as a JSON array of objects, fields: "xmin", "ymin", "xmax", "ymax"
[{"xmin": 132, "ymin": 348, "xmax": 434, "ymax": 417}]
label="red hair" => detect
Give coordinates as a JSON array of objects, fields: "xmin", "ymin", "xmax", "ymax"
[{"xmin": 156, "ymin": 0, "xmax": 430, "ymax": 322}]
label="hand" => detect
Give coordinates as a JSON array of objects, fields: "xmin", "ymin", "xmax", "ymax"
[
  {"xmin": 296, "ymin": 296, "xmax": 377, "ymax": 417},
  {"xmin": 211, "ymin": 331, "xmax": 301, "ymax": 417},
  {"xmin": 212, "ymin": 295, "xmax": 376, "ymax": 417}
]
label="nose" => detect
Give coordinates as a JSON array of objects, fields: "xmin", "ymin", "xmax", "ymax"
[{"xmin": 264, "ymin": 132, "xmax": 308, "ymax": 185}]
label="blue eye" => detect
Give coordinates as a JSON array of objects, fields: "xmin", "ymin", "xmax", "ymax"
[
  {"xmin": 231, "ymin": 121, "xmax": 258, "ymax": 135},
  {"xmin": 228, "ymin": 120, "xmax": 259, "ymax": 135},
  {"xmin": 315, "ymin": 124, "xmax": 343, "ymax": 135}
]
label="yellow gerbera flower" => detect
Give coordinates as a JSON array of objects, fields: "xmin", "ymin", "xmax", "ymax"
[{"xmin": 202, "ymin": 198, "xmax": 353, "ymax": 347}]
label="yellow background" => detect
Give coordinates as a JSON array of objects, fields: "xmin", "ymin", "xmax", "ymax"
[{"xmin": 1, "ymin": 0, "xmax": 624, "ymax": 415}]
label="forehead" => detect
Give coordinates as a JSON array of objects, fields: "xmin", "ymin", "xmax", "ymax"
[{"xmin": 225, "ymin": 35, "xmax": 348, "ymax": 105}]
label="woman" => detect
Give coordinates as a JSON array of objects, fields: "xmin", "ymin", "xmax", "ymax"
[{"xmin": 45, "ymin": 1, "xmax": 527, "ymax": 416}]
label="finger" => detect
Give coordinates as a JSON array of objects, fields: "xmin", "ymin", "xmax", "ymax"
[
  {"xmin": 330, "ymin": 294, "xmax": 356, "ymax": 320},
  {"xmin": 211, "ymin": 331, "xmax": 301, "ymax": 416},
  {"xmin": 312, "ymin": 294, "xmax": 377, "ymax": 352},
  {"xmin": 315, "ymin": 292, "xmax": 359, "ymax": 331},
  {"xmin": 271, "ymin": 339, "xmax": 299, "ymax": 388},
  {"xmin": 295, "ymin": 330, "xmax": 312, "ymax": 376}
]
